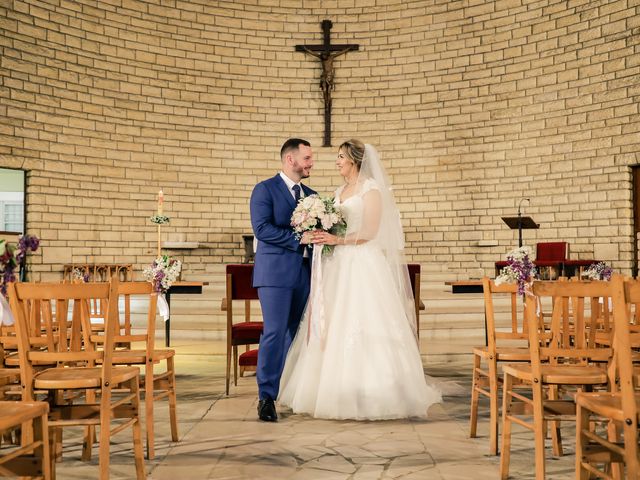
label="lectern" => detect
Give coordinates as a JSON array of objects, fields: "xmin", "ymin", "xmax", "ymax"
[{"xmin": 501, "ymin": 216, "xmax": 539, "ymax": 247}]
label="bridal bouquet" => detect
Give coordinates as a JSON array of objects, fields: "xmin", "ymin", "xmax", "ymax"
[
  {"xmin": 143, "ymin": 255, "xmax": 182, "ymax": 293},
  {"xmin": 495, "ymin": 245, "xmax": 536, "ymax": 296},
  {"xmin": 584, "ymin": 261, "xmax": 613, "ymax": 281},
  {"xmin": 291, "ymin": 194, "xmax": 346, "ymax": 254}
]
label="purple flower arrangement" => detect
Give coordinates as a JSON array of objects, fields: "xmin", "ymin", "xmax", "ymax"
[
  {"xmin": 143, "ymin": 255, "xmax": 182, "ymax": 293},
  {"xmin": 495, "ymin": 245, "xmax": 537, "ymax": 296},
  {"xmin": 584, "ymin": 261, "xmax": 613, "ymax": 281},
  {"xmin": 0, "ymin": 234, "xmax": 40, "ymax": 297}
]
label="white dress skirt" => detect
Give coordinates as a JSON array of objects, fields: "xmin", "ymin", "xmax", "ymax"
[{"xmin": 279, "ymin": 186, "xmax": 441, "ymax": 420}]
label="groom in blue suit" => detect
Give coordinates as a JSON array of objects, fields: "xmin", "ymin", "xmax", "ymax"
[{"xmin": 250, "ymin": 138, "xmax": 316, "ymax": 422}]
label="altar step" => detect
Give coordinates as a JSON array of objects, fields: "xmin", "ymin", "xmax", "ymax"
[{"xmin": 128, "ymin": 265, "xmax": 505, "ymax": 363}]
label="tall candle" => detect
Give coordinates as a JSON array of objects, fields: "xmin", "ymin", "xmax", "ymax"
[{"xmin": 158, "ymin": 190, "xmax": 164, "ymax": 215}]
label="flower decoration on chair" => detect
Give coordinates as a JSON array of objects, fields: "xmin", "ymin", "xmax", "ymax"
[
  {"xmin": 495, "ymin": 245, "xmax": 537, "ymax": 296},
  {"xmin": 150, "ymin": 214, "xmax": 170, "ymax": 225},
  {"xmin": 583, "ymin": 261, "xmax": 613, "ymax": 281},
  {"xmin": 290, "ymin": 195, "xmax": 346, "ymax": 255},
  {"xmin": 71, "ymin": 268, "xmax": 90, "ymax": 283},
  {"xmin": 143, "ymin": 255, "xmax": 182, "ymax": 294},
  {"xmin": 0, "ymin": 234, "xmax": 40, "ymax": 297}
]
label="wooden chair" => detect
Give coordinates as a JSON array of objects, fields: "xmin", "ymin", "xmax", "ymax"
[
  {"xmin": 500, "ymin": 279, "xmax": 613, "ymax": 480},
  {"xmin": 8, "ymin": 280, "xmax": 146, "ymax": 480},
  {"xmin": 469, "ymin": 278, "xmax": 530, "ymax": 456},
  {"xmin": 407, "ymin": 264, "xmax": 426, "ymax": 338},
  {"xmin": 0, "ymin": 401, "xmax": 51, "ymax": 479},
  {"xmin": 89, "ymin": 282, "xmax": 178, "ymax": 460},
  {"xmin": 223, "ymin": 264, "xmax": 262, "ymax": 395},
  {"xmin": 575, "ymin": 275, "xmax": 640, "ymax": 478}
]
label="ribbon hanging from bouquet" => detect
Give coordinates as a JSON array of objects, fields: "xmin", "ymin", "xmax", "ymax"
[
  {"xmin": 157, "ymin": 294, "xmax": 170, "ymax": 322},
  {"xmin": 305, "ymin": 246, "xmax": 326, "ymax": 345},
  {"xmin": 0, "ymin": 295, "xmax": 14, "ymax": 326}
]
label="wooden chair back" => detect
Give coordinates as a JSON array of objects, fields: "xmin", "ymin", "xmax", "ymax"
[
  {"xmin": 483, "ymin": 278, "xmax": 527, "ymax": 355},
  {"xmin": 525, "ymin": 280, "xmax": 613, "ymax": 374},
  {"xmin": 8, "ymin": 281, "xmax": 117, "ymax": 401},
  {"xmin": 89, "ymin": 282, "xmax": 157, "ymax": 353}
]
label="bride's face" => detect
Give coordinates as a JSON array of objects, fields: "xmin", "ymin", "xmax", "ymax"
[{"xmin": 336, "ymin": 149, "xmax": 357, "ymax": 180}]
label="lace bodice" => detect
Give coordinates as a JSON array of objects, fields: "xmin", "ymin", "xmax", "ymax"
[{"xmin": 335, "ymin": 178, "xmax": 380, "ymax": 237}]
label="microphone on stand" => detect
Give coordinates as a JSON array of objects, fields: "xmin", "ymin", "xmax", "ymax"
[
  {"xmin": 517, "ymin": 198, "xmax": 530, "ymax": 248},
  {"xmin": 517, "ymin": 198, "xmax": 530, "ymax": 217}
]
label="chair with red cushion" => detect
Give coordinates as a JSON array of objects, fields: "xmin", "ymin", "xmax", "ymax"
[
  {"xmin": 223, "ymin": 264, "xmax": 263, "ymax": 395},
  {"xmin": 534, "ymin": 241, "xmax": 567, "ymax": 280}
]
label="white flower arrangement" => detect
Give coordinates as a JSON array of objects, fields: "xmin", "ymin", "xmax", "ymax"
[
  {"xmin": 495, "ymin": 245, "xmax": 537, "ymax": 295},
  {"xmin": 143, "ymin": 255, "xmax": 182, "ymax": 293},
  {"xmin": 583, "ymin": 261, "xmax": 612, "ymax": 281},
  {"xmin": 71, "ymin": 268, "xmax": 90, "ymax": 283},
  {"xmin": 290, "ymin": 194, "xmax": 346, "ymax": 254}
]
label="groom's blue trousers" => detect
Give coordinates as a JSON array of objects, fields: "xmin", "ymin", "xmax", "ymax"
[{"xmin": 256, "ymin": 261, "xmax": 310, "ymax": 401}]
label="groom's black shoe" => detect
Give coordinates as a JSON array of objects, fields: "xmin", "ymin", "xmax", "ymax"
[{"xmin": 258, "ymin": 398, "xmax": 278, "ymax": 422}]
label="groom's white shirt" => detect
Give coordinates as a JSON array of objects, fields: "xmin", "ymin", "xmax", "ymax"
[{"xmin": 279, "ymin": 171, "xmax": 304, "ymax": 200}]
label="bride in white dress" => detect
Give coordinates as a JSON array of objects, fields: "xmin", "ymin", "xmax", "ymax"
[{"xmin": 279, "ymin": 139, "xmax": 441, "ymax": 420}]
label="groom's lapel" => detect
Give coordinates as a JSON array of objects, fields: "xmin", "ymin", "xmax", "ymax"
[
  {"xmin": 274, "ymin": 174, "xmax": 296, "ymax": 209},
  {"xmin": 301, "ymin": 184, "xmax": 315, "ymax": 197}
]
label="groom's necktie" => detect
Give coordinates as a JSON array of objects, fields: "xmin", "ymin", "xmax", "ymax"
[{"xmin": 292, "ymin": 184, "xmax": 301, "ymax": 203}]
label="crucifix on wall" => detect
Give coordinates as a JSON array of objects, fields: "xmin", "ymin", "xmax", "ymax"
[{"xmin": 295, "ymin": 20, "xmax": 359, "ymax": 147}]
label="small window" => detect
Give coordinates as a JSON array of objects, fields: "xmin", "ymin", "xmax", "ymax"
[{"xmin": 0, "ymin": 168, "xmax": 25, "ymax": 234}]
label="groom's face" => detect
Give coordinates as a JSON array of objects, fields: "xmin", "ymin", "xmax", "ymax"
[{"xmin": 291, "ymin": 145, "xmax": 314, "ymax": 180}]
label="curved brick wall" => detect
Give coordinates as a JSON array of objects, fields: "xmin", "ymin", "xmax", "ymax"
[{"xmin": 0, "ymin": 0, "xmax": 638, "ymax": 279}]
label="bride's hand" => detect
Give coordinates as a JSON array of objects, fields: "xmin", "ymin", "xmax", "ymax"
[{"xmin": 313, "ymin": 231, "xmax": 340, "ymax": 245}]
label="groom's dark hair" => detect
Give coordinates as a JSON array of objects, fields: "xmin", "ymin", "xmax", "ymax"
[{"xmin": 280, "ymin": 138, "xmax": 311, "ymax": 160}]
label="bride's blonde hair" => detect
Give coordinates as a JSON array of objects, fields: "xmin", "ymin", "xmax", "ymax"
[{"xmin": 339, "ymin": 139, "xmax": 365, "ymax": 170}]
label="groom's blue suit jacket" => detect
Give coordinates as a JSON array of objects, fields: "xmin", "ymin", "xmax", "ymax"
[{"xmin": 250, "ymin": 174, "xmax": 316, "ymax": 288}]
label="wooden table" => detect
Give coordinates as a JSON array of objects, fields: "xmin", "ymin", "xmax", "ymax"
[
  {"xmin": 445, "ymin": 280, "xmax": 484, "ymax": 294},
  {"xmin": 165, "ymin": 281, "xmax": 208, "ymax": 347},
  {"xmin": 445, "ymin": 280, "xmax": 487, "ymax": 345}
]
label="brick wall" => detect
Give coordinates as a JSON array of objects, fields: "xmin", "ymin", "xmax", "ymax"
[{"xmin": 0, "ymin": 0, "xmax": 638, "ymax": 280}]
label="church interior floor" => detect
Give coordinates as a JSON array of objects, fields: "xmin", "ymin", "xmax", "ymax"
[{"xmin": 51, "ymin": 337, "xmax": 576, "ymax": 479}]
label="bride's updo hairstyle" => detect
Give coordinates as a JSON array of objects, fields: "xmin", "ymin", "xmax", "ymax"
[{"xmin": 339, "ymin": 139, "xmax": 365, "ymax": 170}]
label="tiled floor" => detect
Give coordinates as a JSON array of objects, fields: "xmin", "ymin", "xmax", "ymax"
[{"xmin": 51, "ymin": 339, "xmax": 575, "ymax": 479}]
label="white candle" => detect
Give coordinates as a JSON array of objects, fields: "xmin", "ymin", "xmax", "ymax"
[{"xmin": 158, "ymin": 190, "xmax": 164, "ymax": 215}]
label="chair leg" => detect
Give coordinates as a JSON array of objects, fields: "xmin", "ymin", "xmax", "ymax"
[
  {"xmin": 233, "ymin": 346, "xmax": 238, "ymax": 386},
  {"xmin": 488, "ymin": 358, "xmax": 499, "ymax": 456},
  {"xmin": 225, "ymin": 343, "xmax": 231, "ymax": 396},
  {"xmin": 499, "ymin": 372, "xmax": 513, "ymax": 480},
  {"xmin": 548, "ymin": 385, "xmax": 563, "ymax": 457},
  {"xmin": 82, "ymin": 389, "xmax": 96, "ymax": 461},
  {"xmin": 531, "ymin": 382, "xmax": 546, "ymax": 480},
  {"xmin": 130, "ymin": 377, "xmax": 146, "ymax": 480},
  {"xmin": 99, "ymin": 397, "xmax": 112, "ymax": 480},
  {"xmin": 576, "ymin": 402, "xmax": 590, "ymax": 480},
  {"xmin": 145, "ymin": 362, "xmax": 155, "ymax": 460},
  {"xmin": 34, "ymin": 412, "xmax": 51, "ymax": 480},
  {"xmin": 167, "ymin": 356, "xmax": 179, "ymax": 442},
  {"xmin": 469, "ymin": 354, "xmax": 480, "ymax": 439}
]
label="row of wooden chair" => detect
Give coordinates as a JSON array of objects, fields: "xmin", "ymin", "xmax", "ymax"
[
  {"xmin": 471, "ymin": 275, "xmax": 640, "ymax": 479},
  {"xmin": 0, "ymin": 279, "xmax": 179, "ymax": 479}
]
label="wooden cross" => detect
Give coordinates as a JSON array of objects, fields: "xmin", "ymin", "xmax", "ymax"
[{"xmin": 295, "ymin": 20, "xmax": 359, "ymax": 147}]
